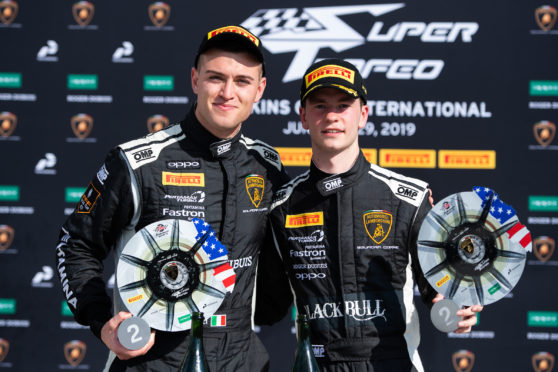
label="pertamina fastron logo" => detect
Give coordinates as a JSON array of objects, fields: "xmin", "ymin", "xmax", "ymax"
[
  {"xmin": 534, "ymin": 236, "xmax": 555, "ymax": 262},
  {"xmin": 241, "ymin": 4, "xmax": 478, "ymax": 82},
  {"xmin": 147, "ymin": 114, "xmax": 170, "ymax": 133},
  {"xmin": 379, "ymin": 149, "xmax": 436, "ymax": 168},
  {"xmin": 72, "ymin": 1, "xmax": 94, "ymax": 26},
  {"xmin": 245, "ymin": 175, "xmax": 264, "ymax": 208},
  {"xmin": 452, "ymin": 350, "xmax": 475, "ymax": 372},
  {"xmin": 533, "ymin": 121, "xmax": 556, "ymax": 147},
  {"xmin": 70, "ymin": 113, "xmax": 93, "ymax": 139},
  {"xmin": 285, "ymin": 212, "xmax": 324, "ymax": 228},
  {"xmin": 148, "ymin": 2, "xmax": 171, "ymax": 27},
  {"xmin": 162, "ymin": 172, "xmax": 205, "ymax": 187},
  {"xmin": 363, "ymin": 210, "xmax": 392, "ymax": 244},
  {"xmin": 532, "ymin": 352, "xmax": 554, "ymax": 372},
  {"xmin": 64, "ymin": 340, "xmax": 86, "ymax": 367},
  {"xmin": 438, "ymin": 150, "xmax": 496, "ymax": 169},
  {"xmin": 535, "ymin": 5, "xmax": 557, "ymax": 32},
  {"xmin": 0, "ymin": 111, "xmax": 16, "ymax": 137},
  {"xmin": 0, "ymin": 0, "xmax": 18, "ymax": 25},
  {"xmin": 0, "ymin": 225, "xmax": 14, "ymax": 252}
]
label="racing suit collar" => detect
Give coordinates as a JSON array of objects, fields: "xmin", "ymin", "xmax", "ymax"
[
  {"xmin": 311, "ymin": 151, "xmax": 369, "ymax": 196},
  {"xmin": 181, "ymin": 104, "xmax": 242, "ymax": 159}
]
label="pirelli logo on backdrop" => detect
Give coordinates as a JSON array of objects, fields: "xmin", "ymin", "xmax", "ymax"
[
  {"xmin": 379, "ymin": 149, "xmax": 436, "ymax": 168},
  {"xmin": 162, "ymin": 172, "xmax": 205, "ymax": 187},
  {"xmin": 305, "ymin": 64, "xmax": 355, "ymax": 87},
  {"xmin": 439, "ymin": 150, "xmax": 496, "ymax": 169},
  {"xmin": 285, "ymin": 212, "xmax": 324, "ymax": 228},
  {"xmin": 276, "ymin": 147, "xmax": 312, "ymax": 167}
]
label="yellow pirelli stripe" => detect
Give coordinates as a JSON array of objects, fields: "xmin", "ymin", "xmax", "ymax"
[
  {"xmin": 285, "ymin": 212, "xmax": 324, "ymax": 228},
  {"xmin": 162, "ymin": 172, "xmax": 205, "ymax": 186},
  {"xmin": 127, "ymin": 294, "xmax": 143, "ymax": 304},
  {"xmin": 436, "ymin": 275, "xmax": 451, "ymax": 288},
  {"xmin": 379, "ymin": 149, "xmax": 436, "ymax": 168},
  {"xmin": 305, "ymin": 64, "xmax": 355, "ymax": 87},
  {"xmin": 276, "ymin": 147, "xmax": 377, "ymax": 166},
  {"xmin": 438, "ymin": 150, "xmax": 496, "ymax": 169},
  {"xmin": 207, "ymin": 26, "xmax": 259, "ymax": 46}
]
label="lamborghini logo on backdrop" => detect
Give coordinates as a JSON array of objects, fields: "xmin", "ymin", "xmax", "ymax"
[
  {"xmin": 71, "ymin": 113, "xmax": 93, "ymax": 139},
  {"xmin": 64, "ymin": 340, "xmax": 86, "ymax": 366},
  {"xmin": 533, "ymin": 121, "xmax": 556, "ymax": 147},
  {"xmin": 0, "ymin": 112, "xmax": 17, "ymax": 137},
  {"xmin": 72, "ymin": 1, "xmax": 94, "ymax": 26}
]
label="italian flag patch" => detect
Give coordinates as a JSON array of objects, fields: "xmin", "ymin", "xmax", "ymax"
[{"xmin": 211, "ymin": 315, "xmax": 226, "ymax": 327}]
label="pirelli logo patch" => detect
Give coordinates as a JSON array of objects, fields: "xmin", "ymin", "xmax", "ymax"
[
  {"xmin": 162, "ymin": 172, "xmax": 205, "ymax": 187},
  {"xmin": 285, "ymin": 212, "xmax": 324, "ymax": 228},
  {"xmin": 305, "ymin": 64, "xmax": 354, "ymax": 87},
  {"xmin": 363, "ymin": 210, "xmax": 392, "ymax": 244}
]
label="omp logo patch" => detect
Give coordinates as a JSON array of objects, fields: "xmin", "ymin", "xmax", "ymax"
[
  {"xmin": 131, "ymin": 148, "xmax": 154, "ymax": 163},
  {"xmin": 162, "ymin": 172, "xmax": 205, "ymax": 187},
  {"xmin": 396, "ymin": 184, "xmax": 419, "ymax": 200},
  {"xmin": 286, "ymin": 212, "xmax": 324, "ymax": 228},
  {"xmin": 363, "ymin": 210, "xmax": 392, "ymax": 244},
  {"xmin": 245, "ymin": 175, "xmax": 265, "ymax": 208},
  {"xmin": 322, "ymin": 177, "xmax": 342, "ymax": 192}
]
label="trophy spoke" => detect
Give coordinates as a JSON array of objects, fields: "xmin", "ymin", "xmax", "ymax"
[
  {"xmin": 490, "ymin": 220, "xmax": 519, "ymax": 239},
  {"xmin": 496, "ymin": 249, "xmax": 526, "ymax": 260},
  {"xmin": 190, "ymin": 230, "xmax": 211, "ymax": 255},
  {"xmin": 166, "ymin": 301, "xmax": 175, "ymax": 331},
  {"xmin": 477, "ymin": 190, "xmax": 494, "ymax": 226},
  {"xmin": 427, "ymin": 212, "xmax": 453, "ymax": 235},
  {"xmin": 170, "ymin": 219, "xmax": 180, "ymax": 250},
  {"xmin": 456, "ymin": 193, "xmax": 467, "ymax": 225},
  {"xmin": 120, "ymin": 253, "xmax": 151, "ymax": 268},
  {"xmin": 118, "ymin": 279, "xmax": 147, "ymax": 292},
  {"xmin": 141, "ymin": 229, "xmax": 163, "ymax": 256},
  {"xmin": 473, "ymin": 276, "xmax": 484, "ymax": 306},
  {"xmin": 199, "ymin": 260, "xmax": 229, "ymax": 272},
  {"xmin": 185, "ymin": 296, "xmax": 199, "ymax": 313},
  {"xmin": 448, "ymin": 274, "xmax": 463, "ymax": 299},
  {"xmin": 418, "ymin": 240, "xmax": 451, "ymax": 250},
  {"xmin": 137, "ymin": 295, "xmax": 158, "ymax": 318},
  {"xmin": 198, "ymin": 283, "xmax": 226, "ymax": 299},
  {"xmin": 488, "ymin": 267, "xmax": 513, "ymax": 289},
  {"xmin": 424, "ymin": 260, "xmax": 450, "ymax": 277}
]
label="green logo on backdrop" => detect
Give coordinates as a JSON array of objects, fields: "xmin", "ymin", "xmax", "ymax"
[
  {"xmin": 530, "ymin": 81, "xmax": 558, "ymax": 96},
  {"xmin": 0, "ymin": 73, "xmax": 22, "ymax": 88},
  {"xmin": 529, "ymin": 196, "xmax": 558, "ymax": 211},
  {"xmin": 144, "ymin": 75, "xmax": 174, "ymax": 91},
  {"xmin": 68, "ymin": 74, "xmax": 98, "ymax": 90},
  {"xmin": 0, "ymin": 185, "xmax": 19, "ymax": 201},
  {"xmin": 178, "ymin": 314, "xmax": 191, "ymax": 324},
  {"xmin": 528, "ymin": 311, "xmax": 558, "ymax": 327},
  {"xmin": 0, "ymin": 299, "xmax": 16, "ymax": 314},
  {"xmin": 65, "ymin": 187, "xmax": 86, "ymax": 203}
]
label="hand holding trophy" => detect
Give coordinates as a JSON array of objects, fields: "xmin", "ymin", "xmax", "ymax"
[{"xmin": 417, "ymin": 187, "xmax": 532, "ymax": 332}]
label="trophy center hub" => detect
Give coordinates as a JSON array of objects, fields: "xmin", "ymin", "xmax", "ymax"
[
  {"xmin": 457, "ymin": 235, "xmax": 485, "ymax": 264},
  {"xmin": 160, "ymin": 261, "xmax": 189, "ymax": 290}
]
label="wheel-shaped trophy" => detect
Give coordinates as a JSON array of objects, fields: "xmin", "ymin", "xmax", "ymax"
[
  {"xmin": 115, "ymin": 218, "xmax": 235, "ymax": 349},
  {"xmin": 417, "ymin": 187, "xmax": 531, "ymax": 332}
]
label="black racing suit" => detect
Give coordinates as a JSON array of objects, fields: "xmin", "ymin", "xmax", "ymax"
[
  {"xmin": 256, "ymin": 151, "xmax": 436, "ymax": 372},
  {"xmin": 56, "ymin": 107, "xmax": 289, "ymax": 371}
]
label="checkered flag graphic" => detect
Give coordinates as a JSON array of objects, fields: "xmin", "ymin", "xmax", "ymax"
[{"xmin": 242, "ymin": 8, "xmax": 324, "ymax": 37}]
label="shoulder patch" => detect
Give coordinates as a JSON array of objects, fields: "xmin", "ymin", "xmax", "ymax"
[
  {"xmin": 271, "ymin": 171, "xmax": 309, "ymax": 210},
  {"xmin": 119, "ymin": 123, "xmax": 185, "ymax": 170},
  {"xmin": 368, "ymin": 163, "xmax": 428, "ymax": 207},
  {"xmin": 240, "ymin": 135, "xmax": 282, "ymax": 171}
]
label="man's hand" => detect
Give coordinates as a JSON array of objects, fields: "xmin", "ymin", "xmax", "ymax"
[
  {"xmin": 432, "ymin": 294, "xmax": 483, "ymax": 333},
  {"xmin": 100, "ymin": 311, "xmax": 155, "ymax": 360}
]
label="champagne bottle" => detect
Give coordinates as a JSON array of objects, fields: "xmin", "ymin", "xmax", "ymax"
[
  {"xmin": 179, "ymin": 312, "xmax": 209, "ymax": 372},
  {"xmin": 292, "ymin": 314, "xmax": 320, "ymax": 372}
]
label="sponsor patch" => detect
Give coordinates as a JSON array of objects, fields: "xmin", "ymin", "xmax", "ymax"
[
  {"xmin": 131, "ymin": 147, "xmax": 155, "ymax": 163},
  {"xmin": 127, "ymin": 294, "xmax": 143, "ymax": 304},
  {"xmin": 245, "ymin": 175, "xmax": 264, "ymax": 208},
  {"xmin": 396, "ymin": 184, "xmax": 419, "ymax": 200},
  {"xmin": 305, "ymin": 64, "xmax": 355, "ymax": 87},
  {"xmin": 162, "ymin": 172, "xmax": 205, "ymax": 187},
  {"xmin": 436, "ymin": 274, "xmax": 450, "ymax": 287},
  {"xmin": 363, "ymin": 210, "xmax": 392, "ymax": 244},
  {"xmin": 166, "ymin": 160, "xmax": 201, "ymax": 169},
  {"xmin": 77, "ymin": 183, "xmax": 100, "ymax": 214},
  {"xmin": 96, "ymin": 163, "xmax": 109, "ymax": 185},
  {"xmin": 208, "ymin": 26, "xmax": 260, "ymax": 46},
  {"xmin": 286, "ymin": 212, "xmax": 324, "ymax": 228}
]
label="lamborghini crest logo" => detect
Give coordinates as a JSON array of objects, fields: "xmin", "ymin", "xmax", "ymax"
[
  {"xmin": 0, "ymin": 112, "xmax": 17, "ymax": 137},
  {"xmin": 64, "ymin": 340, "xmax": 86, "ymax": 366},
  {"xmin": 71, "ymin": 113, "xmax": 93, "ymax": 139},
  {"xmin": 363, "ymin": 210, "xmax": 392, "ymax": 244},
  {"xmin": 245, "ymin": 174, "xmax": 264, "ymax": 208},
  {"xmin": 72, "ymin": 1, "xmax": 94, "ymax": 26},
  {"xmin": 452, "ymin": 350, "xmax": 475, "ymax": 372},
  {"xmin": 534, "ymin": 236, "xmax": 555, "ymax": 262},
  {"xmin": 0, "ymin": 225, "xmax": 14, "ymax": 251},
  {"xmin": 0, "ymin": 338, "xmax": 8, "ymax": 363}
]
